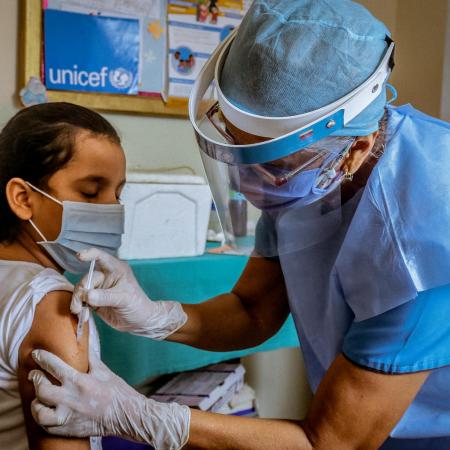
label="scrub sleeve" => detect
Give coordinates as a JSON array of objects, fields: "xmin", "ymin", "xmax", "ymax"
[{"xmin": 343, "ymin": 284, "xmax": 450, "ymax": 374}]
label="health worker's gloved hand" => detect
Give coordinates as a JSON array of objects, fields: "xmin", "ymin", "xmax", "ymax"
[
  {"xmin": 72, "ymin": 248, "xmax": 188, "ymax": 340},
  {"xmin": 29, "ymin": 349, "xmax": 190, "ymax": 450}
]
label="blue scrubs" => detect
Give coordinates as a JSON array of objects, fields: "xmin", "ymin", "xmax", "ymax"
[{"xmin": 255, "ymin": 105, "xmax": 450, "ymax": 447}]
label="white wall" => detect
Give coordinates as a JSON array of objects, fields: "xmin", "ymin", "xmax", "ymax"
[
  {"xmin": 243, "ymin": 348, "xmax": 313, "ymax": 419},
  {"xmin": 104, "ymin": 114, "xmax": 205, "ymax": 175},
  {"xmin": 393, "ymin": 0, "xmax": 448, "ymax": 117},
  {"xmin": 0, "ymin": 0, "xmax": 19, "ymax": 126},
  {"xmin": 358, "ymin": 0, "xmax": 398, "ymax": 34}
]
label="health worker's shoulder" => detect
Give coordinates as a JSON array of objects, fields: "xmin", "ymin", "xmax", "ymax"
[
  {"xmin": 383, "ymin": 104, "xmax": 450, "ymax": 156},
  {"xmin": 367, "ymin": 104, "xmax": 450, "ymax": 201},
  {"xmin": 388, "ymin": 104, "xmax": 450, "ymax": 131}
]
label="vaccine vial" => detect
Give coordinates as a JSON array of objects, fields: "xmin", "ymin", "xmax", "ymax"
[{"xmin": 229, "ymin": 190, "xmax": 247, "ymax": 237}]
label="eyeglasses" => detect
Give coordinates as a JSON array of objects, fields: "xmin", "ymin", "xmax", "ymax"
[
  {"xmin": 207, "ymin": 101, "xmax": 355, "ymax": 187},
  {"xmin": 206, "ymin": 101, "xmax": 237, "ymax": 144}
]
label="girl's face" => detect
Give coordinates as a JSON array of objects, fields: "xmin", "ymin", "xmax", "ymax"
[{"xmin": 30, "ymin": 131, "xmax": 126, "ymax": 242}]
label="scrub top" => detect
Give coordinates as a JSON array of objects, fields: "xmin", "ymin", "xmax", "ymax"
[{"xmin": 254, "ymin": 105, "xmax": 450, "ymax": 446}]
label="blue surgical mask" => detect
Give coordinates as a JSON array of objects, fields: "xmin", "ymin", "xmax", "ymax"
[
  {"xmin": 239, "ymin": 166, "xmax": 320, "ymax": 209},
  {"xmin": 27, "ymin": 182, "xmax": 124, "ymax": 273},
  {"xmin": 238, "ymin": 140, "xmax": 353, "ymax": 210}
]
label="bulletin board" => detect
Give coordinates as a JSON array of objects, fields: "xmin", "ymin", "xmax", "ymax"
[
  {"xmin": 19, "ymin": 0, "xmax": 248, "ymax": 117},
  {"xmin": 18, "ymin": 0, "xmax": 196, "ymax": 116}
]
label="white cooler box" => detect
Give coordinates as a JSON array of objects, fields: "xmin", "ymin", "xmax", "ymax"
[{"xmin": 118, "ymin": 172, "xmax": 212, "ymax": 259}]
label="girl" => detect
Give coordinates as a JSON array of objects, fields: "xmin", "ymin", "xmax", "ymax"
[{"xmin": 0, "ymin": 102, "xmax": 126, "ymax": 449}]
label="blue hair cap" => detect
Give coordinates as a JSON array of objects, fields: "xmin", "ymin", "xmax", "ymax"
[{"xmin": 220, "ymin": 0, "xmax": 391, "ymax": 136}]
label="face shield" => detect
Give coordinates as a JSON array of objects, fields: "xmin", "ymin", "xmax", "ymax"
[{"xmin": 190, "ymin": 29, "xmax": 394, "ymax": 256}]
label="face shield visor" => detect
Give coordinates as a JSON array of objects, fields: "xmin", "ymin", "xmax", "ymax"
[{"xmin": 190, "ymin": 29, "xmax": 394, "ymax": 256}]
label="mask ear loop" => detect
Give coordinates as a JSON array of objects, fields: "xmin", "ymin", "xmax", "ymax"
[
  {"xmin": 25, "ymin": 181, "xmax": 63, "ymax": 206},
  {"xmin": 25, "ymin": 181, "xmax": 62, "ymax": 243},
  {"xmin": 386, "ymin": 83, "xmax": 398, "ymax": 104},
  {"xmin": 28, "ymin": 219, "xmax": 48, "ymax": 242}
]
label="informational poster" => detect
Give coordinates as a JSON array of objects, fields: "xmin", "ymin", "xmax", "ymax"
[
  {"xmin": 168, "ymin": 0, "xmax": 244, "ymax": 99},
  {"xmin": 45, "ymin": 0, "xmax": 167, "ymax": 96},
  {"xmin": 44, "ymin": 9, "xmax": 140, "ymax": 94},
  {"xmin": 42, "ymin": 0, "xmax": 248, "ymax": 100}
]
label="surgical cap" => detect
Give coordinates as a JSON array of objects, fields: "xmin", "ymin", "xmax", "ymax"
[{"xmin": 220, "ymin": 0, "xmax": 392, "ymax": 136}]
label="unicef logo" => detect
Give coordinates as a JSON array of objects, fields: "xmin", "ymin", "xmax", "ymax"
[{"xmin": 109, "ymin": 68, "xmax": 134, "ymax": 90}]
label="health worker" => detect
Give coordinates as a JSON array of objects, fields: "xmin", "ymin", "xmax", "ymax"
[{"xmin": 29, "ymin": 1, "xmax": 450, "ymax": 449}]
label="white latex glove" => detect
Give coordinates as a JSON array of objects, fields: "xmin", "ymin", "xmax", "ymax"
[
  {"xmin": 29, "ymin": 349, "xmax": 191, "ymax": 450},
  {"xmin": 71, "ymin": 248, "xmax": 188, "ymax": 340}
]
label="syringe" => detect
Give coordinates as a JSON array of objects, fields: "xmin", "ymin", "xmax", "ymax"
[{"xmin": 76, "ymin": 259, "xmax": 95, "ymax": 342}]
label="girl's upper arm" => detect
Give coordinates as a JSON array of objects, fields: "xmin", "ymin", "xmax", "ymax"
[{"xmin": 18, "ymin": 289, "xmax": 91, "ymax": 450}]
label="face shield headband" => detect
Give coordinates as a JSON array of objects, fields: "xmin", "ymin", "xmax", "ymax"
[{"xmin": 189, "ymin": 29, "xmax": 395, "ymax": 166}]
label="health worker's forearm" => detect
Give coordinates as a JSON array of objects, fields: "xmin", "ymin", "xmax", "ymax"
[
  {"xmin": 168, "ymin": 293, "xmax": 278, "ymax": 351},
  {"xmin": 168, "ymin": 257, "xmax": 289, "ymax": 352},
  {"xmin": 185, "ymin": 410, "xmax": 312, "ymax": 450}
]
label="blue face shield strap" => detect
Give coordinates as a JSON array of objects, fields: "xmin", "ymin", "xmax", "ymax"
[{"xmin": 198, "ymin": 107, "xmax": 345, "ymax": 165}]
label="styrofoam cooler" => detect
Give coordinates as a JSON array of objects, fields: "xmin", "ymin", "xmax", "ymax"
[{"xmin": 118, "ymin": 172, "xmax": 212, "ymax": 259}]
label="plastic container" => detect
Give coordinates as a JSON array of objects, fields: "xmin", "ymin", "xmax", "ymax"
[{"xmin": 118, "ymin": 172, "xmax": 212, "ymax": 259}]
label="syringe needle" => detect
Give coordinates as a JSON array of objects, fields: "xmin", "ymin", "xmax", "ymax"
[{"xmin": 76, "ymin": 259, "xmax": 96, "ymax": 342}]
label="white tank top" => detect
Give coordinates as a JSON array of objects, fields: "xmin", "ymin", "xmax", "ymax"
[{"xmin": 0, "ymin": 260, "xmax": 101, "ymax": 450}]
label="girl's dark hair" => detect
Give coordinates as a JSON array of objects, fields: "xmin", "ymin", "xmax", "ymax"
[{"xmin": 0, "ymin": 102, "xmax": 121, "ymax": 243}]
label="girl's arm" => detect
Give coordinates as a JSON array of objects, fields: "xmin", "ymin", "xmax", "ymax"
[{"xmin": 18, "ymin": 290, "xmax": 91, "ymax": 450}]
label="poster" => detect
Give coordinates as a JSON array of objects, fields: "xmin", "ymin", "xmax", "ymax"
[
  {"xmin": 45, "ymin": 0, "xmax": 167, "ymax": 96},
  {"xmin": 42, "ymin": 0, "xmax": 247, "ymax": 100},
  {"xmin": 44, "ymin": 9, "xmax": 140, "ymax": 94},
  {"xmin": 168, "ymin": 0, "xmax": 244, "ymax": 99}
]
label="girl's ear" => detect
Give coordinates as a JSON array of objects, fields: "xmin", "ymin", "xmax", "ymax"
[{"xmin": 6, "ymin": 178, "xmax": 35, "ymax": 220}]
